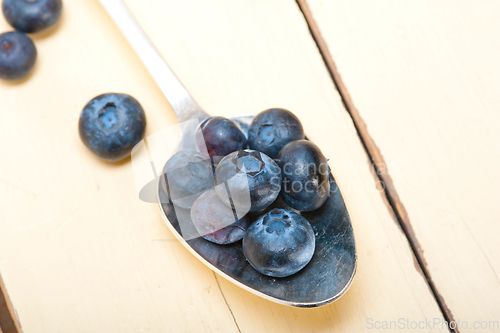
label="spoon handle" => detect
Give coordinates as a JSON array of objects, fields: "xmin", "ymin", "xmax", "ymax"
[{"xmin": 98, "ymin": 0, "xmax": 208, "ymax": 122}]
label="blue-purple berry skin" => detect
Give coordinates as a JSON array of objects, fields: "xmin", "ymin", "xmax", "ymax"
[
  {"xmin": 163, "ymin": 150, "xmax": 214, "ymax": 209},
  {"xmin": 248, "ymin": 108, "xmax": 305, "ymax": 159},
  {"xmin": 0, "ymin": 31, "xmax": 36, "ymax": 80},
  {"xmin": 243, "ymin": 208, "xmax": 315, "ymax": 278},
  {"xmin": 195, "ymin": 116, "xmax": 247, "ymax": 164},
  {"xmin": 191, "ymin": 189, "xmax": 251, "ymax": 245},
  {"xmin": 2, "ymin": 0, "xmax": 63, "ymax": 33},
  {"xmin": 215, "ymin": 149, "xmax": 281, "ymax": 213},
  {"xmin": 278, "ymin": 140, "xmax": 330, "ymax": 212},
  {"xmin": 79, "ymin": 93, "xmax": 146, "ymax": 162}
]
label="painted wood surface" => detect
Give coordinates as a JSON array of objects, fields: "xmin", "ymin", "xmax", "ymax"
[
  {"xmin": 0, "ymin": 0, "xmax": 447, "ymax": 332},
  {"xmin": 306, "ymin": 0, "xmax": 500, "ymax": 331}
]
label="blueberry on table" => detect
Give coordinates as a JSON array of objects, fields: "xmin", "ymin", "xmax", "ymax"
[
  {"xmin": 163, "ymin": 150, "xmax": 214, "ymax": 209},
  {"xmin": 215, "ymin": 149, "xmax": 281, "ymax": 213},
  {"xmin": 191, "ymin": 189, "xmax": 251, "ymax": 244},
  {"xmin": 278, "ymin": 140, "xmax": 330, "ymax": 212},
  {"xmin": 248, "ymin": 108, "xmax": 305, "ymax": 159},
  {"xmin": 79, "ymin": 93, "xmax": 146, "ymax": 162},
  {"xmin": 2, "ymin": 0, "xmax": 63, "ymax": 33},
  {"xmin": 195, "ymin": 116, "xmax": 247, "ymax": 165},
  {"xmin": 243, "ymin": 208, "xmax": 315, "ymax": 278},
  {"xmin": 0, "ymin": 31, "xmax": 36, "ymax": 80}
]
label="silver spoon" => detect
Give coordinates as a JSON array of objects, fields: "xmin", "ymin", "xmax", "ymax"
[{"xmin": 99, "ymin": 0, "xmax": 356, "ymax": 307}]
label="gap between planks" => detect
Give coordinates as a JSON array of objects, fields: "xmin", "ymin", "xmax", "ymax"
[
  {"xmin": 295, "ymin": 0, "xmax": 459, "ymax": 332},
  {"xmin": 213, "ymin": 272, "xmax": 242, "ymax": 333}
]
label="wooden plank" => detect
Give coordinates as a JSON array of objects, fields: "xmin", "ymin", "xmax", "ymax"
[
  {"xmin": 0, "ymin": 1, "xmax": 234, "ymax": 332},
  {"xmin": 305, "ymin": 0, "xmax": 500, "ymax": 330},
  {"xmin": 0, "ymin": 0, "xmax": 446, "ymax": 331}
]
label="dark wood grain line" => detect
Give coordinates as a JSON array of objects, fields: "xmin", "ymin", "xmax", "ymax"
[
  {"xmin": 213, "ymin": 272, "xmax": 241, "ymax": 333},
  {"xmin": 295, "ymin": 0, "xmax": 458, "ymax": 332},
  {"xmin": 0, "ymin": 276, "xmax": 18, "ymax": 333}
]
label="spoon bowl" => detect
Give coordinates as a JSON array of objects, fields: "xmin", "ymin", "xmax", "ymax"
[{"xmin": 156, "ymin": 113, "xmax": 356, "ymax": 307}]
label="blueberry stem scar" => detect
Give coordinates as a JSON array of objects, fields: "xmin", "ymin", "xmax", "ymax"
[{"xmin": 265, "ymin": 218, "xmax": 290, "ymax": 234}]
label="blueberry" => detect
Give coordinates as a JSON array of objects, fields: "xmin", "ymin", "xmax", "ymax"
[
  {"xmin": 163, "ymin": 150, "xmax": 214, "ymax": 209},
  {"xmin": 2, "ymin": 0, "xmax": 63, "ymax": 33},
  {"xmin": 243, "ymin": 208, "xmax": 315, "ymax": 277},
  {"xmin": 215, "ymin": 150, "xmax": 281, "ymax": 213},
  {"xmin": 248, "ymin": 108, "xmax": 305, "ymax": 159},
  {"xmin": 195, "ymin": 116, "xmax": 247, "ymax": 165},
  {"xmin": 191, "ymin": 189, "xmax": 251, "ymax": 244},
  {"xmin": 79, "ymin": 93, "xmax": 146, "ymax": 162},
  {"xmin": 278, "ymin": 140, "xmax": 330, "ymax": 211},
  {"xmin": 0, "ymin": 31, "xmax": 36, "ymax": 80}
]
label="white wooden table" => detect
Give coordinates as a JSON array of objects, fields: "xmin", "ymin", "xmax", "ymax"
[{"xmin": 0, "ymin": 0, "xmax": 498, "ymax": 332}]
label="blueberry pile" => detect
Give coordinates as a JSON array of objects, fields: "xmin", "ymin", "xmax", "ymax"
[
  {"xmin": 0, "ymin": 0, "xmax": 63, "ymax": 80},
  {"xmin": 165, "ymin": 108, "xmax": 332, "ymax": 278}
]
